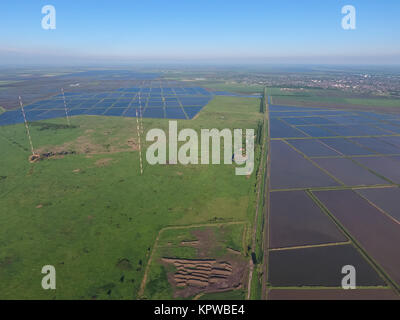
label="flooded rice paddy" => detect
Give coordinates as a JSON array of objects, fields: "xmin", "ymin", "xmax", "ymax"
[{"xmin": 267, "ymin": 103, "xmax": 400, "ymax": 298}]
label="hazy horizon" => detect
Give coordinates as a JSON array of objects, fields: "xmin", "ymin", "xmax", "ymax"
[{"xmin": 1, "ymin": 0, "xmax": 399, "ymax": 66}]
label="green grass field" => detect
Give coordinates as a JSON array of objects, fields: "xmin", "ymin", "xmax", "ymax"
[
  {"xmin": 267, "ymin": 87, "xmax": 400, "ymax": 109},
  {"xmin": 0, "ymin": 96, "xmax": 262, "ymax": 299},
  {"xmin": 202, "ymin": 82, "xmax": 264, "ymax": 94},
  {"xmin": 163, "ymin": 72, "xmax": 264, "ymax": 94}
]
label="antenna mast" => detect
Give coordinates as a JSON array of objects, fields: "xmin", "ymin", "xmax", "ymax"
[
  {"xmin": 18, "ymin": 96, "xmax": 35, "ymax": 155},
  {"xmin": 135, "ymin": 109, "xmax": 143, "ymax": 175},
  {"xmin": 61, "ymin": 88, "xmax": 71, "ymax": 126}
]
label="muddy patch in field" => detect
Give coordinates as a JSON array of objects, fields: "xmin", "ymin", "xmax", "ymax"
[
  {"xmin": 95, "ymin": 158, "xmax": 114, "ymax": 167},
  {"xmin": 35, "ymin": 134, "xmax": 138, "ymax": 158},
  {"xmin": 127, "ymin": 138, "xmax": 138, "ymax": 149},
  {"xmin": 30, "ymin": 122, "xmax": 78, "ymax": 131},
  {"xmin": 29, "ymin": 150, "xmax": 76, "ymax": 162},
  {"xmin": 161, "ymin": 228, "xmax": 248, "ymax": 298}
]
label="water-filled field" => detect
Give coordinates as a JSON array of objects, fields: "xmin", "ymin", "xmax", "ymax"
[
  {"xmin": 0, "ymin": 85, "xmax": 215, "ymax": 125},
  {"xmin": 0, "ymin": 82, "xmax": 262, "ymax": 126},
  {"xmin": 267, "ymin": 102, "xmax": 400, "ymax": 299}
]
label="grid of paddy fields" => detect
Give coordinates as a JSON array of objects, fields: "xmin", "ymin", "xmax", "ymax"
[
  {"xmin": 266, "ymin": 104, "xmax": 400, "ymax": 300},
  {"xmin": 0, "ymin": 83, "xmax": 260, "ymax": 126}
]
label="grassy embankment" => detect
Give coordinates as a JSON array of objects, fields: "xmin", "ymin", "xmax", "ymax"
[{"xmin": 267, "ymin": 87, "xmax": 400, "ymax": 109}]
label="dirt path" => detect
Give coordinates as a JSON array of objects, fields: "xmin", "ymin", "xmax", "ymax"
[{"xmin": 269, "ymin": 241, "xmax": 351, "ymax": 252}]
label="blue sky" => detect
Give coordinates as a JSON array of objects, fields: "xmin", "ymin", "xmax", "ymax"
[{"xmin": 1, "ymin": 0, "xmax": 399, "ymax": 64}]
